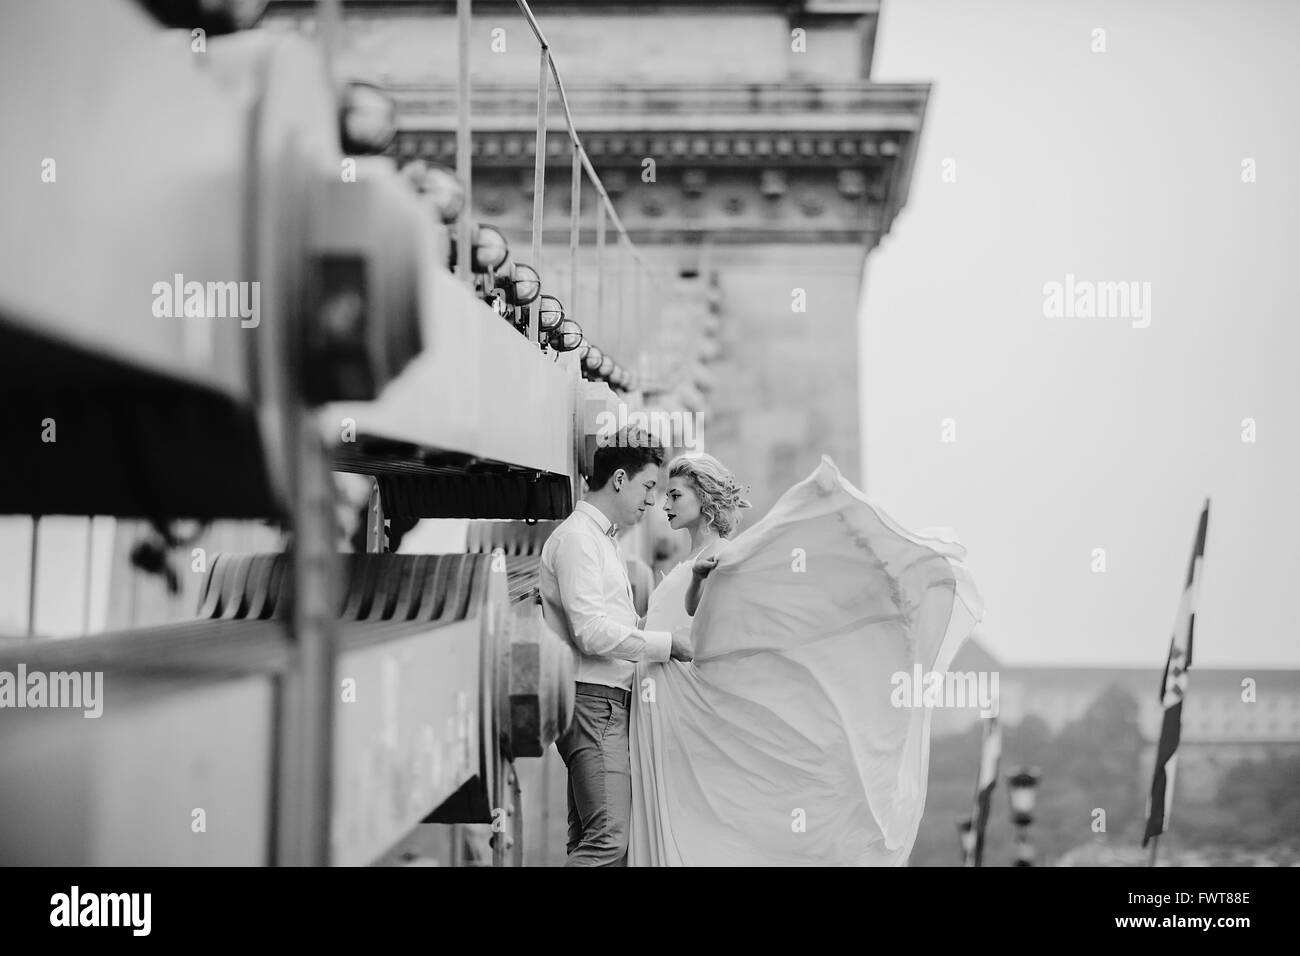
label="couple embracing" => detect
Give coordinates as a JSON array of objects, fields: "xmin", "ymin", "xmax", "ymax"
[{"xmin": 539, "ymin": 428, "xmax": 983, "ymax": 866}]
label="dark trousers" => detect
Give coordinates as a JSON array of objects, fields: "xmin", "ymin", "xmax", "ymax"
[{"xmin": 554, "ymin": 684, "xmax": 632, "ymax": 867}]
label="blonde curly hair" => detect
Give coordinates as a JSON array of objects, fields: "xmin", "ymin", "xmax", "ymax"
[{"xmin": 668, "ymin": 453, "xmax": 752, "ymax": 538}]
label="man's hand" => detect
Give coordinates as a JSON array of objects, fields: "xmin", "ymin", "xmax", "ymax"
[
  {"xmin": 670, "ymin": 624, "xmax": 694, "ymax": 662},
  {"xmin": 692, "ymin": 555, "xmax": 719, "ymax": 579}
]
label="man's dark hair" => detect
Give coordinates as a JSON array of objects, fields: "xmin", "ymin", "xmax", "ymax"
[{"xmin": 589, "ymin": 428, "xmax": 665, "ymax": 491}]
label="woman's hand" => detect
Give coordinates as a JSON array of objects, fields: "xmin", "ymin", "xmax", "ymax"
[
  {"xmin": 692, "ymin": 555, "xmax": 719, "ymax": 579},
  {"xmin": 669, "ymin": 623, "xmax": 694, "ymax": 662}
]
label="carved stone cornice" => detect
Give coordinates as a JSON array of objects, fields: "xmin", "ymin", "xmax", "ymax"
[
  {"xmin": 393, "ymin": 82, "xmax": 926, "ymax": 132},
  {"xmin": 389, "ymin": 81, "xmax": 927, "ymax": 245},
  {"xmin": 396, "ymin": 128, "xmax": 905, "ymax": 166}
]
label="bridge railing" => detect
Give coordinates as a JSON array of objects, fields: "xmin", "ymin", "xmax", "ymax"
[{"xmin": 454, "ymin": 0, "xmax": 676, "ymax": 393}]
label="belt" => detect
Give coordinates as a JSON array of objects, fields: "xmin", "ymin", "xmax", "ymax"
[{"xmin": 575, "ymin": 681, "xmax": 631, "ymax": 708}]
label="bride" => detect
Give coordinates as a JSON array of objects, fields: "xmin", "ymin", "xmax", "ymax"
[{"xmin": 629, "ymin": 453, "xmax": 983, "ymax": 866}]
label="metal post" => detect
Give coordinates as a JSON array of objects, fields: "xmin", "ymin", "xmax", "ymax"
[
  {"xmin": 510, "ymin": 766, "xmax": 524, "ymax": 866},
  {"xmin": 274, "ymin": 151, "xmax": 340, "ymax": 867},
  {"xmin": 529, "ymin": 46, "xmax": 548, "ymax": 346},
  {"xmin": 595, "ymin": 199, "xmax": 606, "ymax": 345},
  {"xmin": 957, "ymin": 816, "xmax": 974, "ymax": 866},
  {"xmin": 82, "ymin": 518, "xmax": 94, "ymax": 635},
  {"xmin": 277, "ymin": 407, "xmax": 339, "ymax": 866},
  {"xmin": 456, "ymin": 0, "xmax": 473, "ymax": 284},
  {"xmin": 317, "ymin": 0, "xmax": 341, "ymax": 84},
  {"xmin": 615, "ymin": 236, "xmax": 625, "ymax": 361},
  {"xmin": 450, "ymin": 824, "xmax": 463, "ymax": 866},
  {"xmin": 365, "ymin": 478, "xmax": 384, "ymax": 553},
  {"xmin": 27, "ymin": 516, "xmax": 39, "ymax": 637},
  {"xmin": 569, "ymin": 145, "xmax": 581, "ymax": 328},
  {"xmin": 539, "ymin": 750, "xmax": 553, "ymax": 864},
  {"xmin": 635, "ymin": 263, "xmax": 644, "ymax": 378}
]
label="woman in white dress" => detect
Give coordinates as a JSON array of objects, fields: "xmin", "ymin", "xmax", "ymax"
[{"xmin": 629, "ymin": 454, "xmax": 984, "ymax": 866}]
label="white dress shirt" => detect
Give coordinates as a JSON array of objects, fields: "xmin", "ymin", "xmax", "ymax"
[{"xmin": 539, "ymin": 500, "xmax": 673, "ymax": 690}]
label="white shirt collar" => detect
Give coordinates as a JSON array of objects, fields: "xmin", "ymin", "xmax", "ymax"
[{"xmin": 575, "ymin": 500, "xmax": 616, "ymax": 537}]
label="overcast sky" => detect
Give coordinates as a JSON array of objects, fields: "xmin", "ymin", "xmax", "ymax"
[{"xmin": 860, "ymin": 0, "xmax": 1299, "ymax": 667}]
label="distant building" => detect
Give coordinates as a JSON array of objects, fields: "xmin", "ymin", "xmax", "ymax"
[
  {"xmin": 934, "ymin": 639, "xmax": 1300, "ymax": 802},
  {"xmin": 937, "ymin": 638, "xmax": 1300, "ymax": 742}
]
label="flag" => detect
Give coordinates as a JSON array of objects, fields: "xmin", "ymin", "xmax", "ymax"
[
  {"xmin": 970, "ymin": 709, "xmax": 1001, "ymax": 866},
  {"xmin": 1143, "ymin": 499, "xmax": 1210, "ymax": 847}
]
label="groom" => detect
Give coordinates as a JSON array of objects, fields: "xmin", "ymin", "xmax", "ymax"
[{"xmin": 539, "ymin": 428, "xmax": 693, "ymax": 866}]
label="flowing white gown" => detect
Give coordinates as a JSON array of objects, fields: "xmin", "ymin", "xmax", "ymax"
[{"xmin": 628, "ymin": 456, "xmax": 984, "ymax": 866}]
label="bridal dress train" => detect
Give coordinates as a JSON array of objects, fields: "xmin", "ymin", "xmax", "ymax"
[{"xmin": 629, "ymin": 456, "xmax": 984, "ymax": 866}]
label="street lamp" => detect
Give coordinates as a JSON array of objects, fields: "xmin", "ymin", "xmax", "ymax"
[
  {"xmin": 502, "ymin": 262, "xmax": 541, "ymax": 306},
  {"xmin": 404, "ymin": 160, "xmax": 467, "ymax": 226},
  {"xmin": 136, "ymin": 0, "xmax": 270, "ymax": 33},
  {"xmin": 548, "ymin": 318, "xmax": 584, "ymax": 353},
  {"xmin": 1007, "ymin": 767, "xmax": 1041, "ymax": 825},
  {"xmin": 471, "ymin": 224, "xmax": 510, "ymax": 274},
  {"xmin": 536, "ymin": 294, "xmax": 565, "ymax": 336},
  {"xmin": 1012, "ymin": 831, "xmax": 1037, "ymax": 867},
  {"xmin": 1006, "ymin": 766, "xmax": 1042, "ymax": 866},
  {"xmin": 339, "ymin": 82, "xmax": 397, "ymax": 156},
  {"xmin": 424, "ymin": 165, "xmax": 467, "ymax": 224},
  {"xmin": 957, "ymin": 816, "xmax": 976, "ymax": 867}
]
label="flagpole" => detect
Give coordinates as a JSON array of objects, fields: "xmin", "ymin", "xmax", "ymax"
[
  {"xmin": 970, "ymin": 704, "xmax": 1000, "ymax": 867},
  {"xmin": 1141, "ymin": 499, "xmax": 1209, "ymax": 865}
]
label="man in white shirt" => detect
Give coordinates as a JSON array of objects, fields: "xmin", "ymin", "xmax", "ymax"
[{"xmin": 540, "ymin": 428, "xmax": 693, "ymax": 866}]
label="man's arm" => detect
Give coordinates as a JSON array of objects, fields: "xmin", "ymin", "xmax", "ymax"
[{"xmin": 554, "ymin": 532, "xmax": 673, "ymax": 662}]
